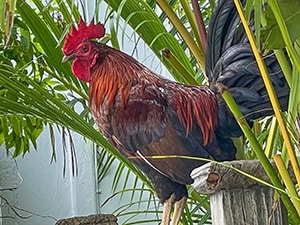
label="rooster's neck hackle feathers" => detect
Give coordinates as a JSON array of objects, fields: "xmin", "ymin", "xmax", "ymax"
[
  {"xmin": 89, "ymin": 45, "xmax": 218, "ymax": 145},
  {"xmin": 167, "ymin": 85, "xmax": 218, "ymax": 145},
  {"xmin": 89, "ymin": 46, "xmax": 158, "ymax": 114}
]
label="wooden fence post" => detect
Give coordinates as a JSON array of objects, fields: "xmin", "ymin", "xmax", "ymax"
[
  {"xmin": 191, "ymin": 160, "xmax": 289, "ymax": 225},
  {"xmin": 55, "ymin": 214, "xmax": 118, "ymax": 225}
]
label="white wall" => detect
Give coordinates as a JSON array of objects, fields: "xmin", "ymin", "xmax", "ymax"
[
  {"xmin": 0, "ymin": 129, "xmax": 161, "ymax": 225},
  {"xmin": 0, "ymin": 128, "xmax": 98, "ymax": 225},
  {"xmin": 0, "ymin": 2, "xmax": 172, "ymax": 223}
]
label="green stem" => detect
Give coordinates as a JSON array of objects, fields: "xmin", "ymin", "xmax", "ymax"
[
  {"xmin": 180, "ymin": 0, "xmax": 202, "ymax": 50},
  {"xmin": 274, "ymin": 49, "xmax": 292, "ymax": 87},
  {"xmin": 268, "ymin": 0, "xmax": 300, "ymax": 74},
  {"xmin": 273, "ymin": 155, "xmax": 300, "ymax": 215},
  {"xmin": 233, "ymin": 0, "xmax": 300, "ymax": 189},
  {"xmin": 156, "ymin": 0, "xmax": 205, "ymax": 71},
  {"xmin": 264, "ymin": 117, "xmax": 279, "ymax": 158},
  {"xmin": 191, "ymin": 0, "xmax": 207, "ymax": 51},
  {"xmin": 161, "ymin": 48, "xmax": 198, "ymax": 85},
  {"xmin": 217, "ymin": 83, "xmax": 300, "ymax": 223}
]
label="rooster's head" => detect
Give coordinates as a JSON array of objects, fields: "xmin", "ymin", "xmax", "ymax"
[{"xmin": 62, "ymin": 18, "xmax": 105, "ymax": 82}]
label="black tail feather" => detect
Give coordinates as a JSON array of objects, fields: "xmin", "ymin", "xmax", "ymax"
[{"xmin": 206, "ymin": 0, "xmax": 290, "ymax": 138}]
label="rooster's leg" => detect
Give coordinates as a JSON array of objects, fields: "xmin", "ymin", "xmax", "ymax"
[
  {"xmin": 171, "ymin": 196, "xmax": 187, "ymax": 225},
  {"xmin": 161, "ymin": 194, "xmax": 175, "ymax": 225}
]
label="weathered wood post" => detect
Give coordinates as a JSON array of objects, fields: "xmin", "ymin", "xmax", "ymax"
[
  {"xmin": 55, "ymin": 214, "xmax": 118, "ymax": 225},
  {"xmin": 191, "ymin": 160, "xmax": 288, "ymax": 225}
]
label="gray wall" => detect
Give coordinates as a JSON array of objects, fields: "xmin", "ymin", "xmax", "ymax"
[{"xmin": 0, "ymin": 128, "xmax": 98, "ymax": 225}]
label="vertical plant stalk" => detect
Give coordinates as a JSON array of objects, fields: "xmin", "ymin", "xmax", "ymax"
[
  {"xmin": 179, "ymin": 0, "xmax": 202, "ymax": 51},
  {"xmin": 267, "ymin": 0, "xmax": 300, "ymax": 74},
  {"xmin": 191, "ymin": 0, "xmax": 207, "ymax": 51},
  {"xmin": 233, "ymin": 0, "xmax": 300, "ymax": 187},
  {"xmin": 1, "ymin": 0, "xmax": 16, "ymax": 46},
  {"xmin": 273, "ymin": 155, "xmax": 300, "ymax": 215},
  {"xmin": 282, "ymin": 48, "xmax": 300, "ymax": 162},
  {"xmin": 156, "ymin": 0, "xmax": 205, "ymax": 71},
  {"xmin": 217, "ymin": 83, "xmax": 300, "ymax": 223},
  {"xmin": 274, "ymin": 49, "xmax": 292, "ymax": 87},
  {"xmin": 161, "ymin": 48, "xmax": 198, "ymax": 85},
  {"xmin": 264, "ymin": 117, "xmax": 278, "ymax": 158}
]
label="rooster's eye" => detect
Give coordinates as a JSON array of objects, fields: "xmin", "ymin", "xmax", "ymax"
[{"xmin": 81, "ymin": 45, "xmax": 88, "ymax": 52}]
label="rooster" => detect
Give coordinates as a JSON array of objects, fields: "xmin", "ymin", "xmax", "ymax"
[{"xmin": 62, "ymin": 0, "xmax": 289, "ymax": 224}]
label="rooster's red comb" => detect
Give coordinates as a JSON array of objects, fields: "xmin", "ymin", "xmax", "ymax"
[{"xmin": 62, "ymin": 18, "xmax": 105, "ymax": 55}]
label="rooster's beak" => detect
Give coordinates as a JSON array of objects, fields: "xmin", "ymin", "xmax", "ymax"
[{"xmin": 62, "ymin": 54, "xmax": 75, "ymax": 63}]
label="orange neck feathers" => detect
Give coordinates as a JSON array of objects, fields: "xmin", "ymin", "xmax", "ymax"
[
  {"xmin": 167, "ymin": 84, "xmax": 218, "ymax": 145},
  {"xmin": 89, "ymin": 45, "xmax": 218, "ymax": 145},
  {"xmin": 89, "ymin": 46, "xmax": 156, "ymax": 112}
]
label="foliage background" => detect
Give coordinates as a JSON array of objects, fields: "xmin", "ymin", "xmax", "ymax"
[{"xmin": 0, "ymin": 0, "xmax": 299, "ymax": 224}]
